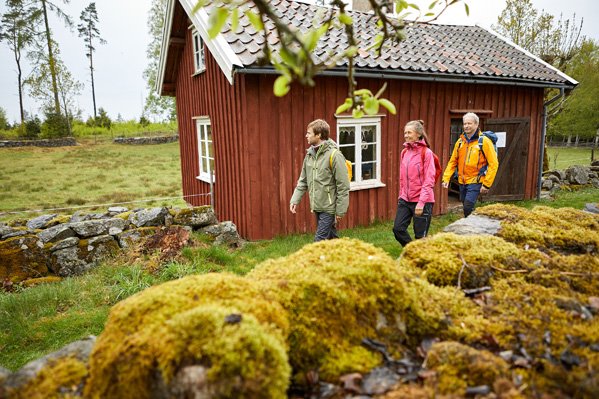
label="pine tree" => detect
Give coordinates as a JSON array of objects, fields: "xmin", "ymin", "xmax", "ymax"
[{"xmin": 77, "ymin": 2, "xmax": 105, "ymax": 120}]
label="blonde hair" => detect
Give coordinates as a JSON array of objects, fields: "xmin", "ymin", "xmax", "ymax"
[{"xmin": 405, "ymin": 120, "xmax": 431, "ymax": 148}]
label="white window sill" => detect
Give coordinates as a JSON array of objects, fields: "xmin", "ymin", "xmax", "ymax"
[
  {"xmin": 350, "ymin": 181, "xmax": 386, "ymax": 191},
  {"xmin": 192, "ymin": 67, "xmax": 206, "ymax": 77},
  {"xmin": 196, "ymin": 174, "xmax": 215, "ymax": 184}
]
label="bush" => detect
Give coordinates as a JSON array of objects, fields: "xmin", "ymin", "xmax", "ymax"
[
  {"xmin": 24, "ymin": 117, "xmax": 41, "ymax": 139},
  {"xmin": 41, "ymin": 111, "xmax": 70, "ymax": 138}
]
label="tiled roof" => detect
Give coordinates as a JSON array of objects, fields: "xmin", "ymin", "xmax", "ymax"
[{"xmin": 217, "ymin": 0, "xmax": 574, "ymax": 87}]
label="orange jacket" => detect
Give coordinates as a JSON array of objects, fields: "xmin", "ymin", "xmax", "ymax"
[{"xmin": 442, "ymin": 130, "xmax": 499, "ymax": 188}]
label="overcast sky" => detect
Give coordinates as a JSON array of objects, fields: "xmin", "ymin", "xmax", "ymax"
[{"xmin": 0, "ymin": 0, "xmax": 597, "ymax": 124}]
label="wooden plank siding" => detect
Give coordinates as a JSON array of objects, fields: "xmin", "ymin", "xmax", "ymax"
[{"xmin": 173, "ymin": 25, "xmax": 546, "ymax": 239}]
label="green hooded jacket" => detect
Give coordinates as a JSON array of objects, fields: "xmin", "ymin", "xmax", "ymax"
[{"xmin": 290, "ymin": 139, "xmax": 350, "ymax": 216}]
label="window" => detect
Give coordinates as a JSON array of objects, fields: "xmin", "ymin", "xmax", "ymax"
[
  {"xmin": 195, "ymin": 117, "xmax": 214, "ymax": 183},
  {"xmin": 192, "ymin": 30, "xmax": 205, "ymax": 74},
  {"xmin": 336, "ymin": 117, "xmax": 384, "ymax": 190}
]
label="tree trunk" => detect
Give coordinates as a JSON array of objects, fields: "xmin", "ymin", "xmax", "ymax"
[
  {"xmin": 89, "ymin": 34, "xmax": 97, "ymax": 119},
  {"xmin": 13, "ymin": 40, "xmax": 25, "ymax": 134},
  {"xmin": 41, "ymin": 0, "xmax": 61, "ymax": 115},
  {"xmin": 566, "ymin": 134, "xmax": 572, "ymax": 147}
]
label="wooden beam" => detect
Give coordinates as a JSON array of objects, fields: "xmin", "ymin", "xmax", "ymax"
[
  {"xmin": 169, "ymin": 37, "xmax": 185, "ymax": 47},
  {"xmin": 449, "ymin": 109, "xmax": 494, "ymax": 114}
]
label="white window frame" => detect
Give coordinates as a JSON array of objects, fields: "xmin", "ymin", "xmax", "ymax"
[
  {"xmin": 336, "ymin": 116, "xmax": 385, "ymax": 191},
  {"xmin": 194, "ymin": 117, "xmax": 214, "ymax": 183},
  {"xmin": 191, "ymin": 29, "xmax": 206, "ymax": 74}
]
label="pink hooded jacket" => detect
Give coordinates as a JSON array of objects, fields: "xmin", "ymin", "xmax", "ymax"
[{"xmin": 399, "ymin": 139, "xmax": 436, "ymax": 208}]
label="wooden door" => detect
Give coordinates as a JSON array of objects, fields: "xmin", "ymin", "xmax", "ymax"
[{"xmin": 482, "ymin": 118, "xmax": 530, "ymax": 201}]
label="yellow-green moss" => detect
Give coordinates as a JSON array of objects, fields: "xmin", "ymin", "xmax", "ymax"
[
  {"xmin": 9, "ymin": 356, "xmax": 88, "ymax": 399},
  {"xmin": 46, "ymin": 214, "xmax": 71, "ymax": 227},
  {"xmin": 85, "ymin": 273, "xmax": 290, "ymax": 399},
  {"xmin": 21, "ymin": 276, "xmax": 62, "ymax": 287},
  {"xmin": 0, "ymin": 235, "xmax": 49, "ymax": 282},
  {"xmin": 476, "ymin": 204, "xmax": 599, "ymax": 253},
  {"xmin": 425, "ymin": 341, "xmax": 510, "ymax": 395},
  {"xmin": 399, "ymin": 233, "xmax": 522, "ymax": 288},
  {"xmin": 115, "ymin": 211, "xmax": 132, "ymax": 220}
]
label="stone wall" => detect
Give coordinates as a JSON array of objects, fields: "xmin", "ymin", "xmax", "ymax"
[
  {"xmin": 0, "ymin": 137, "xmax": 77, "ymax": 148},
  {"xmin": 540, "ymin": 161, "xmax": 599, "ymax": 199},
  {"xmin": 0, "ymin": 206, "xmax": 242, "ymax": 284},
  {"xmin": 113, "ymin": 135, "xmax": 178, "ymax": 145}
]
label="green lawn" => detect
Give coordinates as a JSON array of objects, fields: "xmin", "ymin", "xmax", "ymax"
[
  {"xmin": 0, "ymin": 140, "xmax": 186, "ymax": 222},
  {"xmin": 546, "ymin": 146, "xmax": 596, "ymax": 170}
]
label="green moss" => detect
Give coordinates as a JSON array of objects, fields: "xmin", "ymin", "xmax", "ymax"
[
  {"xmin": 85, "ymin": 273, "xmax": 290, "ymax": 399},
  {"xmin": 476, "ymin": 204, "xmax": 599, "ymax": 253},
  {"xmin": 399, "ymin": 233, "xmax": 522, "ymax": 288},
  {"xmin": 21, "ymin": 276, "xmax": 62, "ymax": 287},
  {"xmin": 425, "ymin": 341, "xmax": 510, "ymax": 395},
  {"xmin": 0, "ymin": 235, "xmax": 49, "ymax": 282},
  {"xmin": 115, "ymin": 211, "xmax": 132, "ymax": 220},
  {"xmin": 47, "ymin": 214, "xmax": 71, "ymax": 227},
  {"xmin": 9, "ymin": 356, "xmax": 88, "ymax": 399}
]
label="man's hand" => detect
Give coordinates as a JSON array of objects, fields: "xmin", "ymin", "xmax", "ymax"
[
  {"xmin": 442, "ymin": 182, "xmax": 449, "ymax": 189},
  {"xmin": 415, "ymin": 207, "xmax": 423, "ymax": 216},
  {"xmin": 480, "ymin": 186, "xmax": 489, "ymax": 195},
  {"xmin": 335, "ymin": 215, "xmax": 342, "ymax": 225},
  {"xmin": 290, "ymin": 204, "xmax": 297, "ymax": 214}
]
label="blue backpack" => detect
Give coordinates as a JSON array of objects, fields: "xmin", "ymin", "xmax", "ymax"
[{"xmin": 477, "ymin": 131, "xmax": 498, "ymax": 177}]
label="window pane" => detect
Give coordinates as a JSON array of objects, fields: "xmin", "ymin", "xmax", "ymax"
[
  {"xmin": 209, "ymin": 159, "xmax": 215, "ymax": 174},
  {"xmin": 338, "ymin": 126, "xmax": 355, "ymax": 145},
  {"xmin": 201, "ymin": 156, "xmax": 207, "ymax": 173},
  {"xmin": 361, "ymin": 125, "xmax": 376, "ymax": 143},
  {"xmin": 361, "ymin": 143, "xmax": 376, "ymax": 162},
  {"xmin": 362, "ymin": 162, "xmax": 376, "ymax": 180},
  {"xmin": 340, "ymin": 145, "xmax": 355, "ymax": 163}
]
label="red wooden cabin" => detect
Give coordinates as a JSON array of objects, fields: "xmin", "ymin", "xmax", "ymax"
[{"xmin": 157, "ymin": 0, "xmax": 577, "ymax": 240}]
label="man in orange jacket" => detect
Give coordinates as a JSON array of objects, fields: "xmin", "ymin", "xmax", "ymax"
[{"xmin": 441, "ymin": 112, "xmax": 499, "ymax": 217}]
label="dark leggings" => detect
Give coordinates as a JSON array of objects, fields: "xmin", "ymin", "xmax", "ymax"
[{"xmin": 392, "ymin": 199, "xmax": 433, "ymax": 247}]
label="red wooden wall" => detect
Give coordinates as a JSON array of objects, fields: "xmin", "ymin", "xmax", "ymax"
[{"xmin": 174, "ymin": 27, "xmax": 545, "ymax": 240}]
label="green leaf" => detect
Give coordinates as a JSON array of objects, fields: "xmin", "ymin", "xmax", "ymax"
[
  {"xmin": 208, "ymin": 7, "xmax": 229, "ymax": 38},
  {"xmin": 352, "ymin": 108, "xmax": 365, "ymax": 119},
  {"xmin": 364, "ymin": 97, "xmax": 379, "ymax": 115},
  {"xmin": 191, "ymin": 0, "xmax": 209, "ymax": 14},
  {"xmin": 428, "ymin": 1, "xmax": 438, "ymax": 10},
  {"xmin": 245, "ymin": 10, "xmax": 263, "ymax": 31},
  {"xmin": 279, "ymin": 47, "xmax": 297, "ymax": 68},
  {"xmin": 408, "ymin": 3, "xmax": 420, "ymax": 10},
  {"xmin": 378, "ymin": 98, "xmax": 397, "ymax": 115},
  {"xmin": 354, "ymin": 88, "xmax": 373, "ymax": 97},
  {"xmin": 339, "ymin": 13, "xmax": 353, "ymax": 26},
  {"xmin": 464, "ymin": 3, "xmax": 470, "ymax": 16},
  {"xmin": 344, "ymin": 46, "xmax": 358, "ymax": 57},
  {"xmin": 335, "ymin": 98, "xmax": 353, "ymax": 115},
  {"xmin": 230, "ymin": 8, "xmax": 239, "ymax": 32},
  {"xmin": 273, "ymin": 74, "xmax": 291, "ymax": 97},
  {"xmin": 424, "ymin": 12, "xmax": 435, "ymax": 17}
]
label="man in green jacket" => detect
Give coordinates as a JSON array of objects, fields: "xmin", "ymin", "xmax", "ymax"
[{"xmin": 290, "ymin": 119, "xmax": 350, "ymax": 241}]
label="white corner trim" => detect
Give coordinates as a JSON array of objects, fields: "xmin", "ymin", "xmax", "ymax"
[
  {"xmin": 477, "ymin": 24, "xmax": 578, "ymax": 86},
  {"xmin": 180, "ymin": 0, "xmax": 244, "ymax": 85},
  {"xmin": 156, "ymin": 0, "xmax": 176, "ymax": 94}
]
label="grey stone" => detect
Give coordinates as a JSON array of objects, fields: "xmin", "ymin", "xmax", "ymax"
[
  {"xmin": 543, "ymin": 169, "xmax": 566, "ymax": 181},
  {"xmin": 26, "ymin": 214, "xmax": 57, "ymax": 230},
  {"xmin": 37, "ymin": 224, "xmax": 76, "ymax": 244},
  {"xmin": 200, "ymin": 221, "xmax": 245, "ymax": 247},
  {"xmin": 2, "ymin": 229, "xmax": 33, "ymax": 239},
  {"xmin": 4, "ymin": 336, "xmax": 96, "ymax": 391},
  {"xmin": 115, "ymin": 227, "xmax": 159, "ymax": 248},
  {"xmin": 129, "ymin": 207, "xmax": 169, "ymax": 227},
  {"xmin": 0, "ymin": 223, "xmax": 11, "ymax": 239},
  {"xmin": 590, "ymin": 178, "xmax": 599, "ymax": 189},
  {"xmin": 547, "ymin": 175, "xmax": 561, "ymax": 184},
  {"xmin": 541, "ymin": 179, "xmax": 553, "ymax": 190},
  {"xmin": 173, "ymin": 207, "xmax": 218, "ymax": 228},
  {"xmin": 50, "ymin": 246, "xmax": 89, "ymax": 276},
  {"xmin": 584, "ymin": 203, "xmax": 599, "ymax": 214},
  {"xmin": 362, "ymin": 367, "xmax": 400, "ymax": 395},
  {"xmin": 443, "ymin": 214, "xmax": 502, "ymax": 236},
  {"xmin": 50, "ymin": 237, "xmax": 80, "ymax": 252},
  {"xmin": 69, "ymin": 218, "xmax": 127, "ymax": 237},
  {"xmin": 108, "ymin": 206, "xmax": 128, "ymax": 214},
  {"xmin": 565, "ymin": 165, "xmax": 590, "ymax": 185},
  {"xmin": 69, "ymin": 211, "xmax": 87, "ymax": 223}
]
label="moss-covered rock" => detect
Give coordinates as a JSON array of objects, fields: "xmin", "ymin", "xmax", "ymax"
[
  {"xmin": 399, "ymin": 233, "xmax": 522, "ymax": 288},
  {"xmin": 8, "ymin": 356, "xmax": 88, "ymax": 399},
  {"xmin": 21, "ymin": 275, "xmax": 62, "ymax": 287},
  {"xmin": 172, "ymin": 206, "xmax": 217, "ymax": 227},
  {"xmin": 424, "ymin": 341, "xmax": 510, "ymax": 395},
  {"xmin": 85, "ymin": 273, "xmax": 290, "ymax": 399},
  {"xmin": 0, "ymin": 235, "xmax": 49, "ymax": 282},
  {"xmin": 476, "ymin": 204, "xmax": 599, "ymax": 253}
]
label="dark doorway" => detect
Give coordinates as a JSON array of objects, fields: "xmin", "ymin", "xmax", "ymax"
[{"xmin": 483, "ymin": 118, "xmax": 530, "ymax": 201}]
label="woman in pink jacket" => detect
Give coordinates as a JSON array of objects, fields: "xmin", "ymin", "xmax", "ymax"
[{"xmin": 392, "ymin": 120, "xmax": 436, "ymax": 247}]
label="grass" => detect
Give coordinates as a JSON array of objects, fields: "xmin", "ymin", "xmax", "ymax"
[
  {"xmin": 546, "ymin": 146, "xmax": 597, "ymax": 170},
  {"xmin": 0, "ymin": 141, "xmax": 186, "ymax": 222},
  {"xmin": 1, "ymin": 186, "xmax": 598, "ymax": 371}
]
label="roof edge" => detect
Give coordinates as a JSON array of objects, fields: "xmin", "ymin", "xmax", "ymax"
[
  {"xmin": 180, "ymin": 0, "xmax": 243, "ymax": 85},
  {"xmin": 477, "ymin": 24, "xmax": 579, "ymax": 87},
  {"xmin": 156, "ymin": 0, "xmax": 176, "ymax": 95}
]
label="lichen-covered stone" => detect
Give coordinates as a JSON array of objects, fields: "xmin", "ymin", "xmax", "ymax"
[
  {"xmin": 37, "ymin": 224, "xmax": 76, "ymax": 244},
  {"xmin": 128, "ymin": 207, "xmax": 169, "ymax": 227},
  {"xmin": 25, "ymin": 214, "xmax": 58, "ymax": 230},
  {"xmin": 85, "ymin": 273, "xmax": 290, "ymax": 399},
  {"xmin": 48, "ymin": 236, "xmax": 119, "ymax": 277},
  {"xmin": 0, "ymin": 235, "xmax": 49, "ymax": 282},
  {"xmin": 115, "ymin": 226, "xmax": 160, "ymax": 248},
  {"xmin": 172, "ymin": 206, "xmax": 217, "ymax": 227},
  {"xmin": 424, "ymin": 341, "xmax": 510, "ymax": 395}
]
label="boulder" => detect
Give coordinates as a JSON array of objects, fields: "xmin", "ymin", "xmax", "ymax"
[
  {"xmin": 69, "ymin": 218, "xmax": 127, "ymax": 237},
  {"xmin": 25, "ymin": 214, "xmax": 57, "ymax": 230},
  {"xmin": 442, "ymin": 214, "xmax": 501, "ymax": 236},
  {"xmin": 3, "ymin": 336, "xmax": 95, "ymax": 397},
  {"xmin": 49, "ymin": 235, "xmax": 119, "ymax": 277},
  {"xmin": 565, "ymin": 165, "xmax": 589, "ymax": 185},
  {"xmin": 172, "ymin": 206, "xmax": 218, "ymax": 228},
  {"xmin": 0, "ymin": 235, "xmax": 49, "ymax": 282},
  {"xmin": 129, "ymin": 207, "xmax": 169, "ymax": 227},
  {"xmin": 115, "ymin": 227, "xmax": 160, "ymax": 248},
  {"xmin": 200, "ymin": 221, "xmax": 245, "ymax": 247},
  {"xmin": 37, "ymin": 224, "xmax": 76, "ymax": 244}
]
